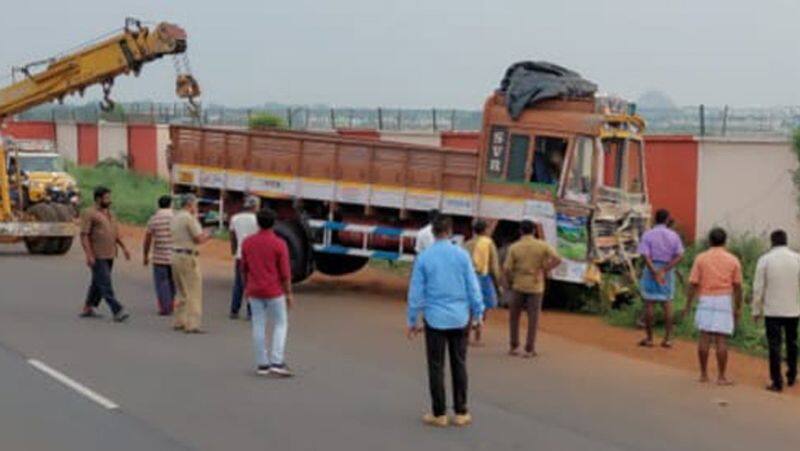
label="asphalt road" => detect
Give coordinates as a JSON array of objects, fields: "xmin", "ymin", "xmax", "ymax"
[{"xmin": 1, "ymin": 243, "xmax": 800, "ymax": 451}]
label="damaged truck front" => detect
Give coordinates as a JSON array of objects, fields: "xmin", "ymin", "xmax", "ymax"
[{"xmin": 481, "ymin": 62, "xmax": 650, "ymax": 288}]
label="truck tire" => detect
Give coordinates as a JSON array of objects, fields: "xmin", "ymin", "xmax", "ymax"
[
  {"xmin": 274, "ymin": 220, "xmax": 313, "ymax": 283},
  {"xmin": 49, "ymin": 203, "xmax": 75, "ymax": 255},
  {"xmin": 312, "ymin": 252, "xmax": 369, "ymax": 276},
  {"xmin": 24, "ymin": 203, "xmax": 58, "ymax": 255}
]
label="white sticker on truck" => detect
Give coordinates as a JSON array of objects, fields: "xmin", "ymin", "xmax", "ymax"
[
  {"xmin": 251, "ymin": 175, "xmax": 296, "ymax": 197},
  {"xmin": 442, "ymin": 195, "xmax": 476, "ymax": 216}
]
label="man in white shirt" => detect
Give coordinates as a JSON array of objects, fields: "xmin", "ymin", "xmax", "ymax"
[
  {"xmin": 415, "ymin": 210, "xmax": 439, "ymax": 255},
  {"xmin": 752, "ymin": 229, "xmax": 800, "ymax": 392},
  {"xmin": 229, "ymin": 196, "xmax": 260, "ymax": 319}
]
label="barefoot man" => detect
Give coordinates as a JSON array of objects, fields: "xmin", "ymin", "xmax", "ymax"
[
  {"xmin": 683, "ymin": 228, "xmax": 742, "ymax": 385},
  {"xmin": 637, "ymin": 209, "xmax": 684, "ymax": 348}
]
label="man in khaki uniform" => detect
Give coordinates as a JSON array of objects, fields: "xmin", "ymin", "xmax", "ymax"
[
  {"xmin": 504, "ymin": 220, "xmax": 561, "ymax": 358},
  {"xmin": 171, "ymin": 194, "xmax": 210, "ymax": 333}
]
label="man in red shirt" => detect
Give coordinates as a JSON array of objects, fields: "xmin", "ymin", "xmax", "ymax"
[{"xmin": 241, "ymin": 207, "xmax": 294, "ymax": 377}]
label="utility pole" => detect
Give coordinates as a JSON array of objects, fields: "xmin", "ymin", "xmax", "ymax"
[
  {"xmin": 721, "ymin": 105, "xmax": 729, "ymax": 136},
  {"xmin": 699, "ymin": 104, "xmax": 706, "ymax": 137}
]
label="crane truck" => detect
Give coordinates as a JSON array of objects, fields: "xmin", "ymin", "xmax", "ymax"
[
  {"xmin": 169, "ymin": 62, "xmax": 650, "ymax": 293},
  {"xmin": 0, "ymin": 18, "xmax": 200, "ymax": 255}
]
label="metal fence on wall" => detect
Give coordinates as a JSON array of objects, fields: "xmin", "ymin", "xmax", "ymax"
[{"xmin": 16, "ymin": 103, "xmax": 800, "ymax": 137}]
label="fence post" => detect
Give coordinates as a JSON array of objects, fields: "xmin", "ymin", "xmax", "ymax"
[
  {"xmin": 330, "ymin": 108, "xmax": 336, "ymax": 129},
  {"xmin": 451, "ymin": 110, "xmax": 456, "ymax": 131},
  {"xmin": 432, "ymin": 108, "xmax": 437, "ymax": 131},
  {"xmin": 286, "ymin": 108, "xmax": 293, "ymax": 128},
  {"xmin": 721, "ymin": 105, "xmax": 729, "ymax": 136},
  {"xmin": 377, "ymin": 108, "xmax": 383, "ymax": 130},
  {"xmin": 699, "ymin": 104, "xmax": 706, "ymax": 137},
  {"xmin": 397, "ymin": 109, "xmax": 402, "ymax": 130}
]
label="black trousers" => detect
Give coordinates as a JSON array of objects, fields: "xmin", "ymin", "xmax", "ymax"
[
  {"xmin": 765, "ymin": 317, "xmax": 799, "ymax": 388},
  {"xmin": 424, "ymin": 324, "xmax": 469, "ymax": 417},
  {"xmin": 85, "ymin": 259, "xmax": 123, "ymax": 315}
]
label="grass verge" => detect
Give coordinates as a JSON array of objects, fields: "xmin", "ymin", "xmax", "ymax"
[
  {"xmin": 68, "ymin": 162, "xmax": 170, "ymax": 225},
  {"xmin": 603, "ymin": 233, "xmax": 769, "ymax": 357}
]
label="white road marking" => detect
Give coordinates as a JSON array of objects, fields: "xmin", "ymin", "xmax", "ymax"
[{"xmin": 27, "ymin": 359, "xmax": 119, "ymax": 410}]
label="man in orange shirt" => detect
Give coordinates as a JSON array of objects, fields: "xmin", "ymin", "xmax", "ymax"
[{"xmin": 683, "ymin": 228, "xmax": 743, "ymax": 385}]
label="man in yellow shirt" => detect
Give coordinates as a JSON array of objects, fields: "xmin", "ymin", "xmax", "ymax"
[
  {"xmin": 504, "ymin": 220, "xmax": 561, "ymax": 358},
  {"xmin": 464, "ymin": 220, "xmax": 502, "ymax": 345}
]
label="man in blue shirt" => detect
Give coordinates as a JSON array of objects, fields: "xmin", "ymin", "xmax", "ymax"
[{"xmin": 407, "ymin": 215, "xmax": 484, "ymax": 428}]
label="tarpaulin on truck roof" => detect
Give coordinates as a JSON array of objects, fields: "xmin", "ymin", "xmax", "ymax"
[{"xmin": 499, "ymin": 61, "xmax": 598, "ymax": 120}]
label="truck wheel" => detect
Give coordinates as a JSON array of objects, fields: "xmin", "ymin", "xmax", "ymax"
[
  {"xmin": 24, "ymin": 203, "xmax": 58, "ymax": 255},
  {"xmin": 50, "ymin": 203, "xmax": 75, "ymax": 255},
  {"xmin": 274, "ymin": 220, "xmax": 313, "ymax": 283},
  {"xmin": 313, "ymin": 252, "xmax": 369, "ymax": 276}
]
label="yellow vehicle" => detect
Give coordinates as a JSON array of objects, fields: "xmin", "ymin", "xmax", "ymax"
[
  {"xmin": 5, "ymin": 139, "xmax": 79, "ymax": 206},
  {"xmin": 0, "ymin": 18, "xmax": 200, "ymax": 254}
]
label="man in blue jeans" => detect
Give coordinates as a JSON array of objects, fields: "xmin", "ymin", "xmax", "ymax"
[
  {"xmin": 79, "ymin": 186, "xmax": 131, "ymax": 322},
  {"xmin": 229, "ymin": 195, "xmax": 259, "ymax": 319},
  {"xmin": 241, "ymin": 207, "xmax": 294, "ymax": 377},
  {"xmin": 407, "ymin": 215, "xmax": 483, "ymax": 427}
]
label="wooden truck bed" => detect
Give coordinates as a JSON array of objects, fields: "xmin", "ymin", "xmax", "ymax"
[{"xmin": 170, "ymin": 126, "xmax": 481, "ymax": 216}]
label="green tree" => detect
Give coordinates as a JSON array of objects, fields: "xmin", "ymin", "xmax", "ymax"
[{"xmin": 248, "ymin": 112, "xmax": 286, "ymax": 130}]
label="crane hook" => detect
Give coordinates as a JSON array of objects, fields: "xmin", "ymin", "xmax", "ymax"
[{"xmin": 99, "ymin": 78, "xmax": 116, "ymax": 113}]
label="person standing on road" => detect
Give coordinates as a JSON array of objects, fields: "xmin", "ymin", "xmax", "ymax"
[
  {"xmin": 171, "ymin": 194, "xmax": 210, "ymax": 334},
  {"xmin": 464, "ymin": 219, "xmax": 502, "ymax": 346},
  {"xmin": 79, "ymin": 186, "xmax": 131, "ymax": 322},
  {"xmin": 504, "ymin": 220, "xmax": 561, "ymax": 358},
  {"xmin": 241, "ymin": 207, "xmax": 294, "ymax": 377},
  {"xmin": 683, "ymin": 228, "xmax": 743, "ymax": 385},
  {"xmin": 752, "ymin": 229, "xmax": 800, "ymax": 392},
  {"xmin": 143, "ymin": 195, "xmax": 175, "ymax": 316},
  {"xmin": 637, "ymin": 209, "xmax": 684, "ymax": 348},
  {"xmin": 407, "ymin": 215, "xmax": 483, "ymax": 428},
  {"xmin": 414, "ymin": 209, "xmax": 439, "ymax": 255},
  {"xmin": 229, "ymin": 195, "xmax": 260, "ymax": 320}
]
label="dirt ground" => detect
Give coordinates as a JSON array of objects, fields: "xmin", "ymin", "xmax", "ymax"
[{"xmin": 121, "ymin": 224, "xmax": 783, "ymax": 395}]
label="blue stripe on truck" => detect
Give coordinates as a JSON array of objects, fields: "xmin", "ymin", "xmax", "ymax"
[{"xmin": 371, "ymin": 226, "xmax": 403, "ymax": 237}]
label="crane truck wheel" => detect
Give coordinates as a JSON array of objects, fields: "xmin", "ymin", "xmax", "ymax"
[
  {"xmin": 312, "ymin": 252, "xmax": 369, "ymax": 276},
  {"xmin": 274, "ymin": 220, "xmax": 313, "ymax": 284},
  {"xmin": 23, "ymin": 203, "xmax": 59, "ymax": 255},
  {"xmin": 49, "ymin": 203, "xmax": 75, "ymax": 255}
]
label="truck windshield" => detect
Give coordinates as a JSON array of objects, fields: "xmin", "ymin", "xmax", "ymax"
[
  {"xmin": 17, "ymin": 156, "xmax": 64, "ymax": 172},
  {"xmin": 601, "ymin": 138, "xmax": 624, "ymax": 189},
  {"xmin": 626, "ymin": 139, "xmax": 644, "ymax": 193}
]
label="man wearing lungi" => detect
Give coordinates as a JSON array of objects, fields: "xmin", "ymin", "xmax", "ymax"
[
  {"xmin": 638, "ymin": 209, "xmax": 684, "ymax": 348},
  {"xmin": 683, "ymin": 228, "xmax": 743, "ymax": 385}
]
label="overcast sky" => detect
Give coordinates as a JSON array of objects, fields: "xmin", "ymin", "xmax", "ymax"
[{"xmin": 0, "ymin": 0, "xmax": 797, "ymax": 109}]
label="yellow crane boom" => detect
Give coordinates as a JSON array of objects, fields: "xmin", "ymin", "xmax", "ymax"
[
  {"xmin": 0, "ymin": 18, "xmax": 200, "ymax": 120},
  {"xmin": 0, "ymin": 17, "xmax": 200, "ymax": 234}
]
